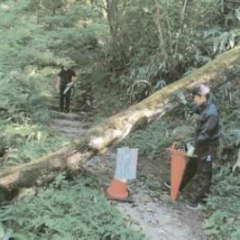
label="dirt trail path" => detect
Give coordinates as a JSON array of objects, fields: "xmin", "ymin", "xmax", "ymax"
[
  {"xmin": 50, "ymin": 111, "xmax": 208, "ymax": 240},
  {"xmin": 87, "ymin": 150, "xmax": 208, "ymax": 240},
  {"xmin": 50, "ymin": 111, "xmax": 90, "ymax": 139}
]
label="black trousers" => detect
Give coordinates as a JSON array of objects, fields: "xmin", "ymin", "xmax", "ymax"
[
  {"xmin": 180, "ymin": 144, "xmax": 218, "ymax": 203},
  {"xmin": 60, "ymin": 84, "xmax": 72, "ymax": 112}
]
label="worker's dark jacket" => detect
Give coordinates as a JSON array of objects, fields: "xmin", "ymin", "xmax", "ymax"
[
  {"xmin": 181, "ymin": 99, "xmax": 220, "ymax": 202},
  {"xmin": 187, "ymin": 100, "xmax": 220, "ymax": 147}
]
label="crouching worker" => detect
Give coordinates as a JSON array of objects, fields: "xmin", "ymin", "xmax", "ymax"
[{"xmin": 164, "ymin": 84, "xmax": 220, "ymax": 210}]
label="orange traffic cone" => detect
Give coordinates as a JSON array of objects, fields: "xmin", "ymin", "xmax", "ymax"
[
  {"xmin": 107, "ymin": 180, "xmax": 129, "ymax": 201},
  {"xmin": 167, "ymin": 143, "xmax": 187, "ymax": 201}
]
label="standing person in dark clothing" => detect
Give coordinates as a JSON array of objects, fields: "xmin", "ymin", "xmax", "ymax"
[
  {"xmin": 56, "ymin": 65, "xmax": 76, "ymax": 113},
  {"xmin": 164, "ymin": 84, "xmax": 220, "ymax": 210}
]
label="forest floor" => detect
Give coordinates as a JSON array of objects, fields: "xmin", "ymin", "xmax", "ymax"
[{"xmin": 50, "ymin": 109, "xmax": 208, "ymax": 240}]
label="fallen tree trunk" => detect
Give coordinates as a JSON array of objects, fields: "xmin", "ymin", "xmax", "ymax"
[{"xmin": 1, "ymin": 46, "xmax": 240, "ymax": 192}]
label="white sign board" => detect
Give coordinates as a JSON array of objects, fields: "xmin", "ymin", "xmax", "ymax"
[{"xmin": 114, "ymin": 147, "xmax": 138, "ymax": 181}]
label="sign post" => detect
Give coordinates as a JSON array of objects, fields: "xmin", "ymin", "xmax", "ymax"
[{"xmin": 106, "ymin": 147, "xmax": 138, "ymax": 201}]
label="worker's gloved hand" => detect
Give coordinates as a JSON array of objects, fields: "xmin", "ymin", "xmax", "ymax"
[
  {"xmin": 176, "ymin": 91, "xmax": 187, "ymax": 105},
  {"xmin": 185, "ymin": 142, "xmax": 195, "ymax": 156}
]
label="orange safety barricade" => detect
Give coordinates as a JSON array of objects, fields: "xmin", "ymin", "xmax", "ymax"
[
  {"xmin": 166, "ymin": 143, "xmax": 187, "ymax": 201},
  {"xmin": 107, "ymin": 180, "xmax": 128, "ymax": 201}
]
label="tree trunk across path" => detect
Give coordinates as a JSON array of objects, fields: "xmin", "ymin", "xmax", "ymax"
[{"xmin": 1, "ymin": 46, "xmax": 240, "ymax": 193}]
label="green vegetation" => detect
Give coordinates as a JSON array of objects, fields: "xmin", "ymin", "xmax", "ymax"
[
  {"xmin": 1, "ymin": 0, "xmax": 240, "ymax": 239},
  {"xmin": 0, "ymin": 174, "xmax": 144, "ymax": 240}
]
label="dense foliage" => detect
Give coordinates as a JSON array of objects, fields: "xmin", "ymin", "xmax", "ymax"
[
  {"xmin": 0, "ymin": 174, "xmax": 144, "ymax": 239},
  {"xmin": 1, "ymin": 0, "xmax": 240, "ymax": 239}
]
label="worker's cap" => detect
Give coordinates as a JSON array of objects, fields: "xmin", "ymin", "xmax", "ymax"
[{"xmin": 191, "ymin": 84, "xmax": 210, "ymax": 96}]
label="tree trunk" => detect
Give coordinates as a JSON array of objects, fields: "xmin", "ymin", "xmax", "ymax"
[
  {"xmin": 1, "ymin": 46, "xmax": 240, "ymax": 193},
  {"xmin": 174, "ymin": 0, "xmax": 188, "ymax": 57},
  {"xmin": 154, "ymin": 0, "xmax": 168, "ymax": 61}
]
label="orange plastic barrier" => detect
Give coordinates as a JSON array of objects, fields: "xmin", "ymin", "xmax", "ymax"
[
  {"xmin": 167, "ymin": 143, "xmax": 187, "ymax": 201},
  {"xmin": 107, "ymin": 180, "xmax": 128, "ymax": 201}
]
